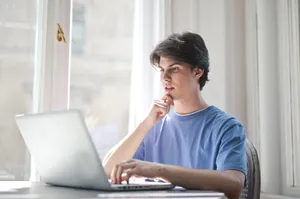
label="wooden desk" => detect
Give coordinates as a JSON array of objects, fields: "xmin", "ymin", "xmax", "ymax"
[{"xmin": 0, "ymin": 181, "xmax": 226, "ymax": 199}]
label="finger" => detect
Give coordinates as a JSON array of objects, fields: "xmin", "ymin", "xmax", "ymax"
[
  {"xmin": 154, "ymin": 104, "xmax": 168, "ymax": 112},
  {"xmin": 167, "ymin": 98, "xmax": 174, "ymax": 106},
  {"xmin": 126, "ymin": 159, "xmax": 136, "ymax": 163},
  {"xmin": 161, "ymin": 95, "xmax": 174, "ymax": 105},
  {"xmin": 110, "ymin": 165, "xmax": 118, "ymax": 184},
  {"xmin": 121, "ymin": 173, "xmax": 128, "ymax": 183},
  {"xmin": 121, "ymin": 172, "xmax": 140, "ymax": 183},
  {"xmin": 116, "ymin": 164, "xmax": 124, "ymax": 184},
  {"xmin": 124, "ymin": 168, "xmax": 138, "ymax": 182},
  {"xmin": 116, "ymin": 162, "xmax": 137, "ymax": 184},
  {"xmin": 154, "ymin": 101, "xmax": 171, "ymax": 117},
  {"xmin": 119, "ymin": 162, "xmax": 137, "ymax": 170},
  {"xmin": 154, "ymin": 99, "xmax": 168, "ymax": 103},
  {"xmin": 121, "ymin": 170, "xmax": 137, "ymax": 183},
  {"xmin": 160, "ymin": 94, "xmax": 171, "ymax": 100},
  {"xmin": 154, "ymin": 104, "xmax": 167, "ymax": 116},
  {"xmin": 154, "ymin": 101, "xmax": 168, "ymax": 108}
]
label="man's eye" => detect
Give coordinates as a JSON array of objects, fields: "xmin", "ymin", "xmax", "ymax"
[{"xmin": 172, "ymin": 67, "xmax": 179, "ymax": 72}]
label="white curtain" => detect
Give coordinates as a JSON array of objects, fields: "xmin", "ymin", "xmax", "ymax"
[{"xmin": 128, "ymin": 0, "xmax": 171, "ymax": 133}]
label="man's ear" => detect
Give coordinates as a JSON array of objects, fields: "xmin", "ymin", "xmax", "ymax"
[{"xmin": 193, "ymin": 68, "xmax": 204, "ymax": 79}]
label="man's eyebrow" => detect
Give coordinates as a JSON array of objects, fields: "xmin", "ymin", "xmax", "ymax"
[{"xmin": 158, "ymin": 63, "xmax": 180, "ymax": 68}]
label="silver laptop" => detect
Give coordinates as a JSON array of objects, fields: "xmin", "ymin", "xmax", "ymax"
[{"xmin": 15, "ymin": 110, "xmax": 175, "ymax": 191}]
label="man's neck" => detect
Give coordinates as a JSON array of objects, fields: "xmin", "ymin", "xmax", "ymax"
[{"xmin": 173, "ymin": 93, "xmax": 208, "ymax": 115}]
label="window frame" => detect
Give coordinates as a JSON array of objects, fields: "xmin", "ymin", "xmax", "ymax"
[
  {"xmin": 278, "ymin": 0, "xmax": 300, "ymax": 196},
  {"xmin": 30, "ymin": 0, "xmax": 72, "ymax": 181},
  {"xmin": 246, "ymin": 0, "xmax": 300, "ymax": 198}
]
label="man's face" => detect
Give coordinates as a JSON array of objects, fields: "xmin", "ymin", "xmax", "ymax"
[{"xmin": 157, "ymin": 57, "xmax": 202, "ymax": 100}]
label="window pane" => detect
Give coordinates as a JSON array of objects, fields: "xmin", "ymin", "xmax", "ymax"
[
  {"xmin": 0, "ymin": 0, "xmax": 38, "ymax": 180},
  {"xmin": 69, "ymin": 0, "xmax": 134, "ymax": 159}
]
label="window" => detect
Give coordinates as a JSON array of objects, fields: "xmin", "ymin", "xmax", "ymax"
[
  {"xmin": 275, "ymin": 0, "xmax": 300, "ymax": 197},
  {"xmin": 0, "ymin": 0, "xmax": 38, "ymax": 180},
  {"xmin": 69, "ymin": 0, "xmax": 135, "ymax": 159},
  {"xmin": 247, "ymin": 0, "xmax": 300, "ymax": 197}
]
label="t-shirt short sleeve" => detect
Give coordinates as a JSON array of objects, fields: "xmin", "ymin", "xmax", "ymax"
[{"xmin": 216, "ymin": 124, "xmax": 247, "ymax": 176}]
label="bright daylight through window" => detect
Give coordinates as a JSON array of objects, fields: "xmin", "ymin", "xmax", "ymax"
[
  {"xmin": 69, "ymin": 0, "xmax": 134, "ymax": 159},
  {"xmin": 0, "ymin": 0, "xmax": 37, "ymax": 180},
  {"xmin": 0, "ymin": 0, "xmax": 134, "ymax": 181}
]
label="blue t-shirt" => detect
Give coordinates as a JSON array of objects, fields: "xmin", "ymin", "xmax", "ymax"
[{"xmin": 133, "ymin": 105, "xmax": 247, "ymax": 176}]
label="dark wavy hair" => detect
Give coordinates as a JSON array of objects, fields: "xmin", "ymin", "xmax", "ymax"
[{"xmin": 150, "ymin": 32, "xmax": 210, "ymax": 90}]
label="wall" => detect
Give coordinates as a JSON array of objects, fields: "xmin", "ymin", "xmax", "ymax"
[{"xmin": 170, "ymin": 0, "xmax": 248, "ymax": 130}]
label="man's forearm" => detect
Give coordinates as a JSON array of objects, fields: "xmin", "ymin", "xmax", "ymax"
[
  {"xmin": 157, "ymin": 165, "xmax": 244, "ymax": 199},
  {"xmin": 102, "ymin": 119, "xmax": 152, "ymax": 176}
]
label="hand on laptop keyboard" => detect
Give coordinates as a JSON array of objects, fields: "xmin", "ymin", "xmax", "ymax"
[{"xmin": 110, "ymin": 159, "xmax": 164, "ymax": 184}]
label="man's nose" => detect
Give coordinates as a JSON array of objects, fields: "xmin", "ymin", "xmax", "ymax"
[{"xmin": 162, "ymin": 71, "xmax": 171, "ymax": 82}]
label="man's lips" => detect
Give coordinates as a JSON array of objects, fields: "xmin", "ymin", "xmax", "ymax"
[{"xmin": 165, "ymin": 87, "xmax": 174, "ymax": 91}]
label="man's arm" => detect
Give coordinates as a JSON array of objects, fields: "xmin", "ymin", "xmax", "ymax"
[
  {"xmin": 102, "ymin": 119, "xmax": 152, "ymax": 176},
  {"xmin": 158, "ymin": 165, "xmax": 244, "ymax": 199},
  {"xmin": 114, "ymin": 123, "xmax": 246, "ymax": 198},
  {"xmin": 159, "ymin": 123, "xmax": 246, "ymax": 199},
  {"xmin": 103, "ymin": 95, "xmax": 173, "ymax": 177},
  {"xmin": 117, "ymin": 160, "xmax": 244, "ymax": 199}
]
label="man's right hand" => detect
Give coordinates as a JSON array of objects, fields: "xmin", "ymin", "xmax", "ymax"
[{"xmin": 145, "ymin": 95, "xmax": 174, "ymax": 126}]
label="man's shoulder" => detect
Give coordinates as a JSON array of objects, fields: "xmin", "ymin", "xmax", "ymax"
[
  {"xmin": 205, "ymin": 106, "xmax": 245, "ymax": 136},
  {"xmin": 210, "ymin": 105, "xmax": 243, "ymax": 124}
]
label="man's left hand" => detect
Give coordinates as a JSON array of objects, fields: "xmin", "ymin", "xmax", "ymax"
[{"xmin": 110, "ymin": 159, "xmax": 162, "ymax": 184}]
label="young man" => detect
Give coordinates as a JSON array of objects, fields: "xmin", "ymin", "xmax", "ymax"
[{"xmin": 103, "ymin": 32, "xmax": 246, "ymax": 199}]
